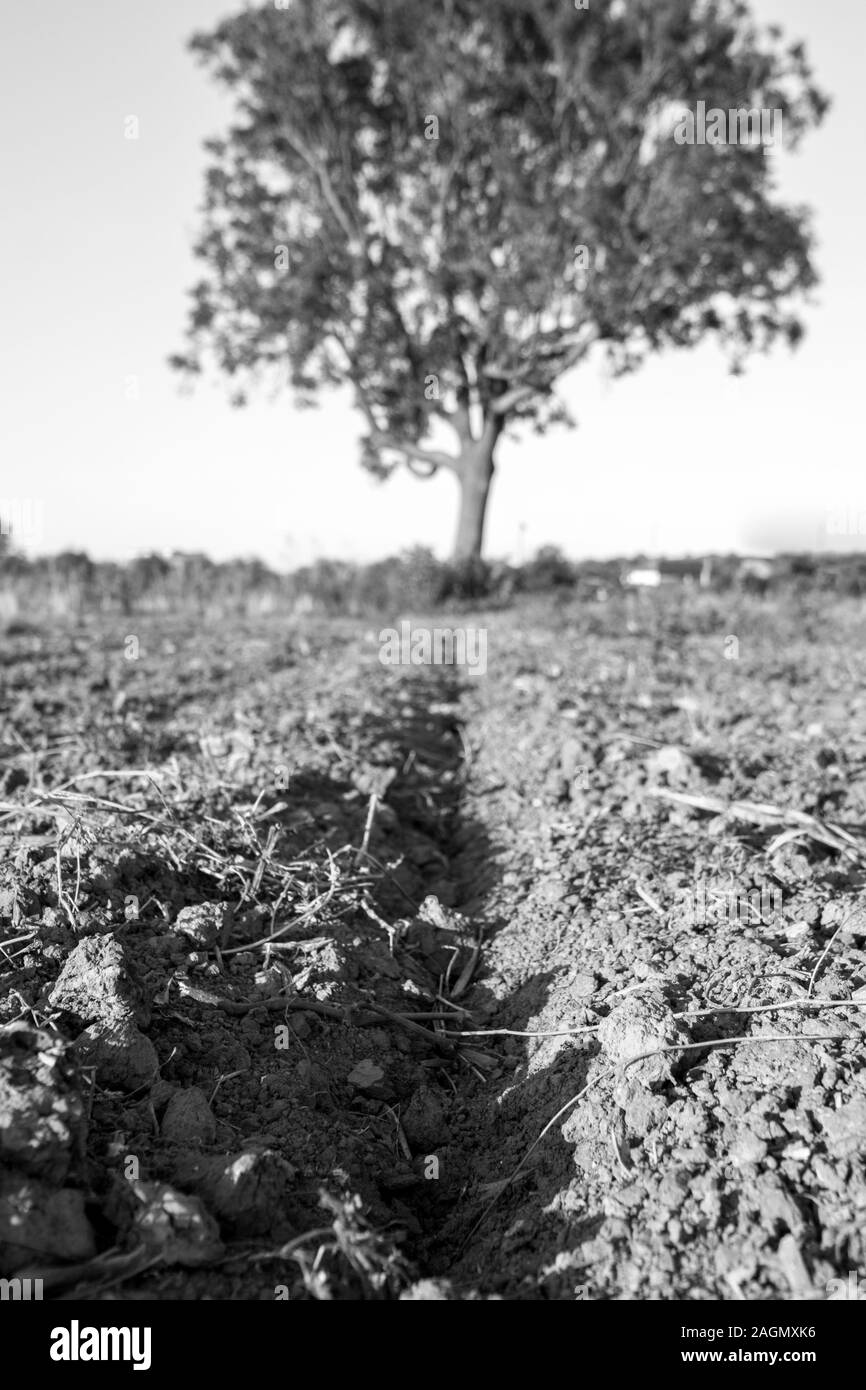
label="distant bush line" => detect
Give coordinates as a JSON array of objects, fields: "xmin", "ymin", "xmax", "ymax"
[{"xmin": 1, "ymin": 546, "xmax": 866, "ymax": 624}]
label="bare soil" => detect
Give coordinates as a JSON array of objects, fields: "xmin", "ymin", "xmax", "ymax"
[{"xmin": 2, "ymin": 588, "xmax": 866, "ymax": 1299}]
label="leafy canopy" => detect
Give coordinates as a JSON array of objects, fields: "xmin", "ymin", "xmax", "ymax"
[{"xmin": 172, "ymin": 0, "xmax": 828, "ymax": 476}]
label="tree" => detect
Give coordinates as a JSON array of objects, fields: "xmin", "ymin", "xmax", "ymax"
[{"xmin": 172, "ymin": 0, "xmax": 827, "ymax": 562}]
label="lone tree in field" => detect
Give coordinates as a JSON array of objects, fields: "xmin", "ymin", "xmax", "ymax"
[{"xmin": 172, "ymin": 0, "xmax": 827, "ymax": 562}]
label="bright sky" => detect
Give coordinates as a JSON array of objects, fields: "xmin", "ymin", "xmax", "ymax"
[{"xmin": 2, "ymin": 0, "xmax": 864, "ymax": 567}]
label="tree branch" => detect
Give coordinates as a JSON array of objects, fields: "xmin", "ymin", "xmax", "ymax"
[
  {"xmin": 342, "ymin": 361, "xmax": 462, "ymax": 478},
  {"xmin": 280, "ymin": 123, "xmax": 360, "ymax": 247},
  {"xmin": 485, "ymin": 325, "xmax": 598, "ymax": 417},
  {"xmin": 368, "ymin": 431, "xmax": 462, "ymax": 478},
  {"xmin": 489, "ymin": 382, "xmax": 539, "ymax": 416}
]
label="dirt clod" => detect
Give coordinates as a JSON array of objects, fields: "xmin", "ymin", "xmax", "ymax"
[
  {"xmin": 48, "ymin": 934, "xmax": 150, "ymax": 1026},
  {"xmin": 129, "ymin": 1181, "xmax": 225, "ymax": 1266},
  {"xmin": 171, "ymin": 903, "xmax": 231, "ymax": 949},
  {"xmin": 74, "ymin": 1016, "xmax": 158, "ymax": 1092},
  {"xmin": 160, "ymin": 1087, "xmax": 217, "ymax": 1145},
  {"xmin": 0, "ymin": 1176, "xmax": 96, "ymax": 1272},
  {"xmin": 596, "ymin": 989, "xmax": 684, "ymax": 1090},
  {"xmin": 0, "ymin": 1024, "xmax": 87, "ymax": 1181}
]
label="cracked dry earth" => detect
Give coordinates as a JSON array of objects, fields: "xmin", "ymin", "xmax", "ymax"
[{"xmin": 2, "ymin": 587, "xmax": 866, "ymax": 1300}]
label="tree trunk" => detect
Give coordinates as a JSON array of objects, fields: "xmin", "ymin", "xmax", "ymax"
[{"xmin": 452, "ymin": 425, "xmax": 500, "ymax": 563}]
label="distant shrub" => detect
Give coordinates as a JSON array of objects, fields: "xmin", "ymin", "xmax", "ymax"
[
  {"xmin": 290, "ymin": 558, "xmax": 356, "ymax": 611},
  {"xmin": 436, "ymin": 556, "xmax": 494, "ymax": 603},
  {"xmin": 355, "ymin": 548, "xmax": 446, "ymax": 610},
  {"xmin": 518, "ymin": 545, "xmax": 576, "ymax": 592}
]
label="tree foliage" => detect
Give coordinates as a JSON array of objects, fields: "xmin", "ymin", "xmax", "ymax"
[{"xmin": 172, "ymin": 0, "xmax": 828, "ymax": 481}]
